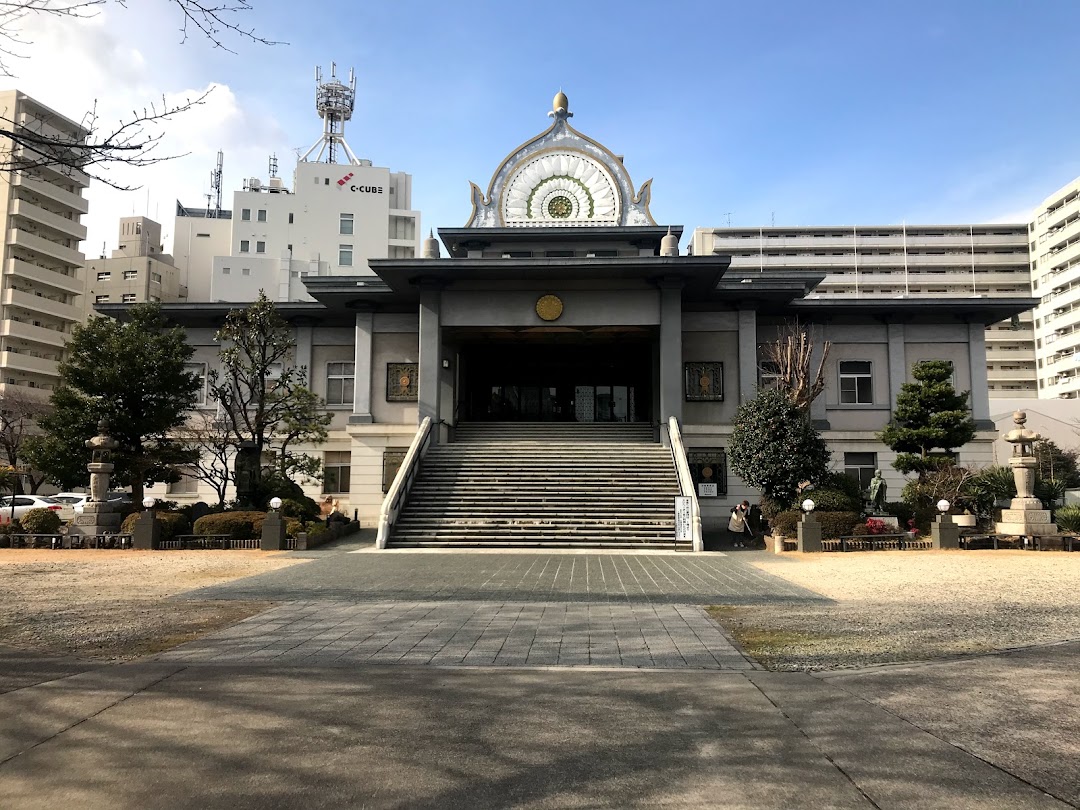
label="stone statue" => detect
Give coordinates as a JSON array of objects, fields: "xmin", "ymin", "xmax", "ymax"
[
  {"xmin": 868, "ymin": 470, "xmax": 887, "ymax": 512},
  {"xmin": 84, "ymin": 420, "xmax": 118, "ymax": 503}
]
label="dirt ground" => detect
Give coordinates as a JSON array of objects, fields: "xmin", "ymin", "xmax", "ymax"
[
  {"xmin": 710, "ymin": 550, "xmax": 1080, "ymax": 671},
  {"xmin": 0, "ymin": 549, "xmax": 304, "ymax": 660}
]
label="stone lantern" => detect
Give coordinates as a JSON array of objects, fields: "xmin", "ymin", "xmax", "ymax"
[
  {"xmin": 67, "ymin": 420, "xmax": 123, "ymax": 543},
  {"xmin": 995, "ymin": 411, "xmax": 1057, "ymax": 541}
]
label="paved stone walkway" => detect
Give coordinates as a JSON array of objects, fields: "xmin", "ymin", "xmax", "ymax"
[
  {"xmin": 187, "ymin": 546, "xmax": 821, "ymax": 605},
  {"xmin": 158, "ymin": 599, "xmax": 755, "ymax": 669}
]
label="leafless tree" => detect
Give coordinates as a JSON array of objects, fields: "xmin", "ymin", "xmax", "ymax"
[
  {"xmin": 0, "ymin": 0, "xmax": 281, "ymax": 185},
  {"xmin": 761, "ymin": 320, "xmax": 831, "ymax": 412},
  {"xmin": 173, "ymin": 409, "xmax": 235, "ymax": 507},
  {"xmin": 0, "ymin": 386, "xmax": 50, "ymax": 493}
]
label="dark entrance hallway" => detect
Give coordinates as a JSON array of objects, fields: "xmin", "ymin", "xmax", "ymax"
[{"xmin": 455, "ymin": 330, "xmax": 654, "ymax": 422}]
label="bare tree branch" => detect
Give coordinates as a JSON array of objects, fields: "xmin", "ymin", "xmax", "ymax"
[
  {"xmin": 762, "ymin": 319, "xmax": 831, "ymax": 412},
  {"xmin": 167, "ymin": 0, "xmax": 283, "ymax": 50}
]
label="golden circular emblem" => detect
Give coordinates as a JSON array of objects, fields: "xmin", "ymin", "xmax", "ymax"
[{"xmin": 536, "ymin": 294, "xmax": 564, "ymax": 321}]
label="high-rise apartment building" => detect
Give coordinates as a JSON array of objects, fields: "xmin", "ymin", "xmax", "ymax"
[
  {"xmin": 80, "ymin": 216, "xmax": 187, "ymax": 319},
  {"xmin": 1030, "ymin": 177, "xmax": 1080, "ymax": 399},
  {"xmin": 0, "ymin": 89, "xmax": 88, "ymax": 395},
  {"xmin": 690, "ymin": 225, "xmax": 1037, "ymax": 398}
]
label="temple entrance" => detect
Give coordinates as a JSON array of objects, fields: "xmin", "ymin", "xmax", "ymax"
[{"xmin": 455, "ymin": 330, "xmax": 654, "ymax": 422}]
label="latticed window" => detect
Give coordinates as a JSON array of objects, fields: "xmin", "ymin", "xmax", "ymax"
[
  {"xmin": 839, "ymin": 361, "xmax": 873, "ymax": 404},
  {"xmin": 323, "ymin": 451, "xmax": 351, "ymax": 494},
  {"xmin": 326, "ymin": 362, "xmax": 355, "ymax": 405}
]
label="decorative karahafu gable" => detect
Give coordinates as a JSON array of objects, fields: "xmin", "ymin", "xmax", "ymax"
[{"xmin": 466, "ymin": 92, "xmax": 655, "ymax": 228}]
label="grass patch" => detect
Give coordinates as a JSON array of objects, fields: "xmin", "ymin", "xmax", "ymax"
[{"xmin": 706, "ymin": 605, "xmax": 838, "ymax": 670}]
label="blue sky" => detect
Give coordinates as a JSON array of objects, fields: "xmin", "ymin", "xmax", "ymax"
[{"xmin": 10, "ymin": 0, "xmax": 1080, "ymax": 252}]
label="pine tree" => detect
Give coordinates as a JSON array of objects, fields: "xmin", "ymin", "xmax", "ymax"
[{"xmin": 879, "ymin": 360, "xmax": 976, "ymax": 477}]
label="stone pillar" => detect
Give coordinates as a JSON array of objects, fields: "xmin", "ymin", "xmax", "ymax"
[
  {"xmin": 738, "ymin": 308, "xmax": 757, "ymax": 405},
  {"xmin": 350, "ymin": 309, "xmax": 374, "ymax": 424},
  {"xmin": 261, "ymin": 510, "xmax": 287, "ymax": 551},
  {"xmin": 809, "ymin": 329, "xmax": 829, "ymax": 427},
  {"xmin": 418, "ymin": 281, "xmax": 442, "ymax": 438},
  {"xmin": 887, "ymin": 322, "xmax": 906, "ymax": 414},
  {"xmin": 295, "ymin": 322, "xmax": 314, "ymax": 379},
  {"xmin": 658, "ymin": 278, "xmax": 683, "ymax": 433},
  {"xmin": 132, "ymin": 510, "xmax": 161, "ymax": 550},
  {"xmin": 968, "ymin": 322, "xmax": 991, "ymax": 424},
  {"xmin": 931, "ymin": 514, "xmax": 959, "ymax": 549},
  {"xmin": 797, "ymin": 514, "xmax": 822, "ymax": 552}
]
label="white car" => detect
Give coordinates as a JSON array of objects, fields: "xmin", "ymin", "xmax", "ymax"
[{"xmin": 0, "ymin": 495, "xmax": 67, "ymax": 524}]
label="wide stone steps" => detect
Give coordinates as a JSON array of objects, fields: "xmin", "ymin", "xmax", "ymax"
[{"xmin": 387, "ymin": 421, "xmax": 685, "ymax": 550}]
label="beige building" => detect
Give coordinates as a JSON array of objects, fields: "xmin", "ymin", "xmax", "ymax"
[
  {"xmin": 0, "ymin": 89, "xmax": 88, "ymax": 396},
  {"xmin": 1031, "ymin": 177, "xmax": 1080, "ymax": 399},
  {"xmin": 690, "ymin": 225, "xmax": 1038, "ymax": 399},
  {"xmin": 80, "ymin": 216, "xmax": 187, "ymax": 318}
]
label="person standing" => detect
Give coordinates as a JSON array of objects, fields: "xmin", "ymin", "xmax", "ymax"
[{"xmin": 728, "ymin": 500, "xmax": 753, "ymax": 548}]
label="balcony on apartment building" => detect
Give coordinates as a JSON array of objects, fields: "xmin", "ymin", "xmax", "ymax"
[
  {"xmin": 0, "ymin": 318, "xmax": 66, "ymax": 349},
  {"xmin": 5, "ymin": 257, "xmax": 83, "ymax": 296},
  {"xmin": 1, "ymin": 288, "xmax": 79, "ymax": 322},
  {"xmin": 10, "ymin": 199, "xmax": 87, "ymax": 241},
  {"xmin": 11, "ymin": 174, "xmax": 89, "ymax": 214},
  {"xmin": 709, "ymin": 232, "xmax": 1026, "ymax": 252},
  {"xmin": 7, "ymin": 229, "xmax": 84, "ymax": 267},
  {"xmin": 0, "ymin": 348, "xmax": 59, "ymax": 377}
]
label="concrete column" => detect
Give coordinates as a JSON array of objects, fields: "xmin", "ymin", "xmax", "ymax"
[
  {"xmin": 809, "ymin": 329, "xmax": 828, "ymax": 426},
  {"xmin": 887, "ymin": 322, "xmax": 906, "ymax": 414},
  {"xmin": 295, "ymin": 323, "xmax": 314, "ymax": 380},
  {"xmin": 350, "ymin": 309, "xmax": 374, "ymax": 424},
  {"xmin": 968, "ymin": 322, "xmax": 991, "ymax": 424},
  {"xmin": 418, "ymin": 282, "xmax": 442, "ymax": 436},
  {"xmin": 658, "ymin": 279, "xmax": 683, "ymax": 429},
  {"xmin": 737, "ymin": 308, "xmax": 757, "ymax": 404}
]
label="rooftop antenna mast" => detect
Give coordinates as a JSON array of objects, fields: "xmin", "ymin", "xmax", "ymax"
[
  {"xmin": 300, "ymin": 63, "xmax": 360, "ymax": 165},
  {"xmin": 207, "ymin": 150, "xmax": 223, "ymax": 218},
  {"xmin": 268, "ymin": 153, "xmax": 278, "ymax": 178}
]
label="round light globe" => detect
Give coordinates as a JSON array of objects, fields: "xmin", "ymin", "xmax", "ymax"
[
  {"xmin": 937, "ymin": 499, "xmax": 950, "ymax": 513},
  {"xmin": 269, "ymin": 497, "xmax": 283, "ymax": 511},
  {"xmin": 801, "ymin": 499, "xmax": 815, "ymax": 513},
  {"xmin": 142, "ymin": 497, "xmax": 156, "ymax": 509}
]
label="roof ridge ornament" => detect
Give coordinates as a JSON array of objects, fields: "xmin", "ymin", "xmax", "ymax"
[{"xmin": 548, "ymin": 90, "xmax": 572, "ymax": 122}]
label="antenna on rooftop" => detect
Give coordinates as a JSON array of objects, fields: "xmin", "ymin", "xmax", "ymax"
[
  {"xmin": 300, "ymin": 62, "xmax": 360, "ymax": 165},
  {"xmin": 269, "ymin": 153, "xmax": 278, "ymax": 178},
  {"xmin": 723, "ymin": 212, "xmax": 733, "ymax": 227},
  {"xmin": 207, "ymin": 150, "xmax": 224, "ymax": 218}
]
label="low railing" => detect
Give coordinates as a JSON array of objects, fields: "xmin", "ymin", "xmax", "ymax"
[
  {"xmin": 667, "ymin": 416, "xmax": 703, "ymax": 552},
  {"xmin": 376, "ymin": 416, "xmax": 433, "ymax": 549},
  {"xmin": 823, "ymin": 534, "xmax": 933, "ymax": 552}
]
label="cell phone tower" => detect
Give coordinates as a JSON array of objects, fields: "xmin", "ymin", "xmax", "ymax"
[{"xmin": 300, "ymin": 63, "xmax": 360, "ymax": 165}]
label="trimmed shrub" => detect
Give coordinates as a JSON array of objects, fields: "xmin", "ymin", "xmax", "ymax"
[
  {"xmin": 884, "ymin": 501, "xmax": 915, "ymax": 527},
  {"xmin": 305, "ymin": 522, "xmax": 328, "ymax": 539},
  {"xmin": 285, "ymin": 517, "xmax": 304, "ymax": 538},
  {"xmin": 817, "ymin": 511, "xmax": 862, "ymax": 539},
  {"xmin": 806, "ymin": 487, "xmax": 861, "ymax": 513},
  {"xmin": 21, "ymin": 507, "xmax": 62, "ymax": 534},
  {"xmin": 849, "ymin": 523, "xmax": 871, "ymax": 536},
  {"xmin": 819, "ymin": 471, "xmax": 864, "ymax": 501},
  {"xmin": 120, "ymin": 511, "xmax": 191, "ymax": 543},
  {"xmin": 768, "ymin": 510, "xmax": 800, "ymax": 537},
  {"xmin": 192, "ymin": 511, "xmax": 267, "ymax": 540},
  {"xmin": 1055, "ymin": 504, "xmax": 1080, "ymax": 533},
  {"xmin": 759, "ymin": 497, "xmax": 788, "ymax": 520},
  {"xmin": 281, "ymin": 497, "xmax": 320, "ymax": 523}
]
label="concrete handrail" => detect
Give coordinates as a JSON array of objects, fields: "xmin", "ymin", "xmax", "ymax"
[
  {"xmin": 667, "ymin": 416, "xmax": 703, "ymax": 552},
  {"xmin": 376, "ymin": 416, "xmax": 433, "ymax": 549}
]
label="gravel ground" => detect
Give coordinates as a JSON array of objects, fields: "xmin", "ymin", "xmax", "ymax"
[
  {"xmin": 0, "ymin": 550, "xmax": 303, "ymax": 660},
  {"xmin": 709, "ymin": 550, "xmax": 1080, "ymax": 671}
]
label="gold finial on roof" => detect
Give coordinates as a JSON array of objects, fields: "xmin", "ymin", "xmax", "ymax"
[{"xmin": 553, "ymin": 90, "xmax": 568, "ymax": 113}]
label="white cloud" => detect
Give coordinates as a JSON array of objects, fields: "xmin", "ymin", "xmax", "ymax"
[{"xmin": 5, "ymin": 3, "xmax": 286, "ymax": 255}]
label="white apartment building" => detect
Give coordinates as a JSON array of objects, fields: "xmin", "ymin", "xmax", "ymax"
[
  {"xmin": 81, "ymin": 216, "xmax": 187, "ymax": 319},
  {"xmin": 690, "ymin": 225, "xmax": 1037, "ymax": 398},
  {"xmin": 172, "ymin": 66, "xmax": 420, "ymax": 303},
  {"xmin": 0, "ymin": 89, "xmax": 88, "ymax": 395},
  {"xmin": 1031, "ymin": 177, "xmax": 1080, "ymax": 399}
]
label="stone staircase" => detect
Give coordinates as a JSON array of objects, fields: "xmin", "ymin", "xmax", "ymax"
[{"xmin": 387, "ymin": 422, "xmax": 686, "ymax": 549}]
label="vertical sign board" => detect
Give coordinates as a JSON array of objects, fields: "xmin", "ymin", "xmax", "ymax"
[{"xmin": 675, "ymin": 496, "xmax": 693, "ymax": 544}]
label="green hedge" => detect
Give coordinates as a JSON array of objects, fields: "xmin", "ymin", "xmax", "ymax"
[
  {"xmin": 806, "ymin": 487, "xmax": 861, "ymax": 513},
  {"xmin": 21, "ymin": 508, "xmax": 61, "ymax": 534},
  {"xmin": 120, "ymin": 511, "xmax": 191, "ymax": 543},
  {"xmin": 768, "ymin": 510, "xmax": 800, "ymax": 537},
  {"xmin": 817, "ymin": 511, "xmax": 862, "ymax": 539},
  {"xmin": 192, "ymin": 511, "xmax": 267, "ymax": 540}
]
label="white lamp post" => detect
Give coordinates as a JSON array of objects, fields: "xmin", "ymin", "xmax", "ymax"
[
  {"xmin": 937, "ymin": 499, "xmax": 950, "ymax": 514},
  {"xmin": 142, "ymin": 496, "xmax": 156, "ymax": 510},
  {"xmin": 801, "ymin": 498, "xmax": 815, "ymax": 513},
  {"xmin": 269, "ymin": 497, "xmax": 283, "ymax": 511}
]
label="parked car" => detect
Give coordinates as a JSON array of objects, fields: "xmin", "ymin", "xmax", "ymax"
[{"xmin": 0, "ymin": 495, "xmax": 67, "ymax": 523}]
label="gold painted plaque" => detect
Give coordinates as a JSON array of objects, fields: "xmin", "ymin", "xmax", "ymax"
[{"xmin": 536, "ymin": 294, "xmax": 564, "ymax": 321}]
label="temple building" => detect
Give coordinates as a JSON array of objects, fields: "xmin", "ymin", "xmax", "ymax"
[{"xmin": 119, "ymin": 93, "xmax": 1035, "ymax": 547}]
